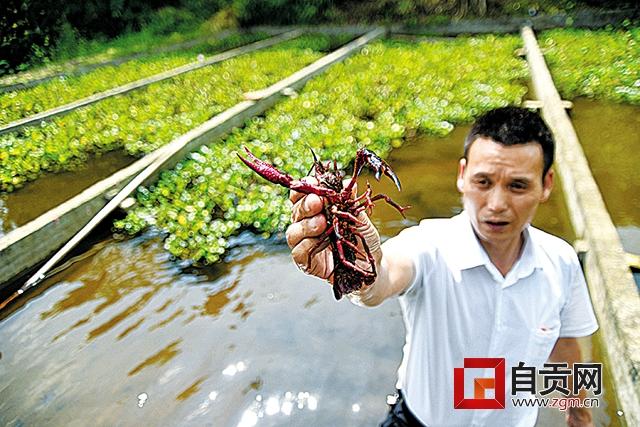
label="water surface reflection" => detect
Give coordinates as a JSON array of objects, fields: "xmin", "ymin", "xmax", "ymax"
[
  {"xmin": 0, "ymin": 232, "xmax": 404, "ymax": 426},
  {"xmin": 569, "ymin": 98, "xmax": 640, "ymax": 262}
]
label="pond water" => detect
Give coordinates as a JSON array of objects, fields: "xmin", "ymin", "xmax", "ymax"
[
  {"xmin": 0, "ymin": 232, "xmax": 405, "ymax": 426},
  {"xmin": 0, "ymin": 123, "xmax": 621, "ymax": 426},
  {"xmin": 569, "ymin": 98, "xmax": 640, "ymax": 232},
  {"xmin": 0, "ymin": 150, "xmax": 135, "ymax": 238},
  {"xmin": 569, "ymin": 98, "xmax": 640, "ymax": 291}
]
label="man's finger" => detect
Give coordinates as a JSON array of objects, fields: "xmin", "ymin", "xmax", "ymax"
[
  {"xmin": 289, "ymin": 176, "xmax": 319, "ymax": 204},
  {"xmin": 291, "ymin": 193, "xmax": 324, "ymax": 222},
  {"xmin": 286, "ymin": 215, "xmax": 327, "ymax": 249},
  {"xmin": 291, "ymin": 237, "xmax": 332, "ymax": 279}
]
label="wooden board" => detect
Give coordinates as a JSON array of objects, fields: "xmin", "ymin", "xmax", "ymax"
[{"xmin": 522, "ymin": 25, "xmax": 640, "ymax": 426}]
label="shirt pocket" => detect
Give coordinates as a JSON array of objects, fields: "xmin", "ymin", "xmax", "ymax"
[{"xmin": 526, "ymin": 322, "xmax": 561, "ymax": 367}]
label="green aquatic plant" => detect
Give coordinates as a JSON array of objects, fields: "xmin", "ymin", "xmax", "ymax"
[
  {"xmin": 116, "ymin": 35, "xmax": 528, "ymax": 263},
  {"xmin": 541, "ymin": 27, "xmax": 640, "ymax": 105},
  {"xmin": 0, "ymin": 33, "xmax": 270, "ymax": 124},
  {"xmin": 0, "ymin": 35, "xmax": 348, "ymax": 192}
]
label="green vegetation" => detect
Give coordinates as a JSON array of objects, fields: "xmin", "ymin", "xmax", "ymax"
[
  {"xmin": 0, "ymin": 35, "xmax": 350, "ymax": 192},
  {"xmin": 541, "ymin": 27, "xmax": 640, "ymax": 104},
  {"xmin": 115, "ymin": 35, "xmax": 528, "ymax": 263},
  {"xmin": 2, "ymin": 2, "xmax": 210, "ymax": 76},
  {"xmin": 0, "ymin": 33, "xmax": 269, "ymax": 124},
  {"xmin": 0, "ymin": 26, "xmax": 207, "ymax": 89},
  {"xmin": 5, "ymin": 0, "xmax": 632, "ymax": 78}
]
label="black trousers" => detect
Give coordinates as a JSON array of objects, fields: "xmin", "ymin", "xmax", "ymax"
[{"xmin": 379, "ymin": 390, "xmax": 426, "ymax": 427}]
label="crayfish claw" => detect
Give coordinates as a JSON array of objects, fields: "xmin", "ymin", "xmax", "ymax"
[
  {"xmin": 237, "ymin": 146, "xmax": 294, "ymax": 188},
  {"xmin": 357, "ymin": 148, "xmax": 402, "ymax": 191},
  {"xmin": 383, "ymin": 166, "xmax": 402, "ymax": 191}
]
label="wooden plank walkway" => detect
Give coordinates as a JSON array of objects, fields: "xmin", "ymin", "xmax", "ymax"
[{"xmin": 522, "ymin": 25, "xmax": 640, "ymax": 426}]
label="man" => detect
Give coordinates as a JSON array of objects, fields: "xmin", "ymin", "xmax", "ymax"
[{"xmin": 285, "ymin": 107, "xmax": 598, "ymax": 426}]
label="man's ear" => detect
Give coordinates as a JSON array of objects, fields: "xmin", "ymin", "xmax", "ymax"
[
  {"xmin": 541, "ymin": 168, "xmax": 554, "ymax": 202},
  {"xmin": 456, "ymin": 158, "xmax": 466, "ymax": 193}
]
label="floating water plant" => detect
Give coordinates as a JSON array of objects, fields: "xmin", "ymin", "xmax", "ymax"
[
  {"xmin": 0, "ymin": 35, "xmax": 348, "ymax": 192},
  {"xmin": 0, "ymin": 32, "xmax": 270, "ymax": 124},
  {"xmin": 541, "ymin": 27, "xmax": 640, "ymax": 104},
  {"xmin": 116, "ymin": 35, "xmax": 529, "ymax": 263}
]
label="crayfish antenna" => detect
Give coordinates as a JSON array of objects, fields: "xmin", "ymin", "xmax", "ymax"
[
  {"xmin": 305, "ymin": 148, "xmax": 318, "ymax": 176},
  {"xmin": 310, "ymin": 148, "xmax": 319, "ymax": 164},
  {"xmin": 309, "ymin": 148, "xmax": 329, "ymax": 175}
]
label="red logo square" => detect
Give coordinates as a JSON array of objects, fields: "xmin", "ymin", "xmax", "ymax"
[{"xmin": 454, "ymin": 358, "xmax": 505, "ymax": 409}]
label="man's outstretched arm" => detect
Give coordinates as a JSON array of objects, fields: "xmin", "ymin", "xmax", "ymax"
[{"xmin": 347, "ymin": 231, "xmax": 416, "ymax": 306}]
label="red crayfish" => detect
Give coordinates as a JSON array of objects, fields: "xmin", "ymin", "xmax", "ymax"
[{"xmin": 238, "ymin": 146, "xmax": 409, "ymax": 300}]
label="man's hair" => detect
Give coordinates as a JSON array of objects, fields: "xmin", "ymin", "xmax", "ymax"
[{"xmin": 463, "ymin": 107, "xmax": 555, "ymax": 178}]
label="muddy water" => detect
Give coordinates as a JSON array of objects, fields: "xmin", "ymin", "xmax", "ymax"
[
  {"xmin": 0, "ymin": 150, "xmax": 135, "ymax": 237},
  {"xmin": 569, "ymin": 98, "xmax": 640, "ymax": 258},
  {"xmin": 0, "ymin": 126, "xmax": 619, "ymax": 426},
  {"xmin": 0, "ymin": 233, "xmax": 405, "ymax": 426}
]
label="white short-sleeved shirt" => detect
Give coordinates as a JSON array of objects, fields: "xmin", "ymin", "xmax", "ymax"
[{"xmin": 387, "ymin": 211, "xmax": 598, "ymax": 427}]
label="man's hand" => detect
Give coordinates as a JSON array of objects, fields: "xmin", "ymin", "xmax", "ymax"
[
  {"xmin": 285, "ymin": 177, "xmax": 382, "ymax": 284},
  {"xmin": 285, "ymin": 177, "xmax": 414, "ymax": 306},
  {"xmin": 566, "ymin": 408, "xmax": 594, "ymax": 427},
  {"xmin": 286, "ymin": 177, "xmax": 333, "ymax": 280},
  {"xmin": 549, "ymin": 337, "xmax": 595, "ymax": 427}
]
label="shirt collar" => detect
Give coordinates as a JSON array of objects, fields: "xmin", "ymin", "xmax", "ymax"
[{"xmin": 453, "ymin": 211, "xmax": 543, "ymax": 282}]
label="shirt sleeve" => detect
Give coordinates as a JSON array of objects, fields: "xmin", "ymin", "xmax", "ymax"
[
  {"xmin": 558, "ymin": 259, "xmax": 599, "ymax": 338},
  {"xmin": 386, "ymin": 223, "xmax": 430, "ymax": 300},
  {"xmin": 398, "ymin": 247, "xmax": 422, "ymax": 298}
]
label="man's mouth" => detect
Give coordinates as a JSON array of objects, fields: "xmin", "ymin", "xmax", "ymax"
[{"xmin": 484, "ymin": 220, "xmax": 510, "ymax": 228}]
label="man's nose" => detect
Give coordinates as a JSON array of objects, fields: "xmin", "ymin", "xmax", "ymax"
[{"xmin": 487, "ymin": 187, "xmax": 509, "ymax": 212}]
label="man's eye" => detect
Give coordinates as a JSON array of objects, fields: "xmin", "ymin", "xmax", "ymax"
[
  {"xmin": 510, "ymin": 182, "xmax": 527, "ymax": 190},
  {"xmin": 474, "ymin": 179, "xmax": 489, "ymax": 187}
]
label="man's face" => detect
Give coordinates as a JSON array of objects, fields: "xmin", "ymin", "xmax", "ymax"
[{"xmin": 457, "ymin": 137, "xmax": 553, "ymax": 248}]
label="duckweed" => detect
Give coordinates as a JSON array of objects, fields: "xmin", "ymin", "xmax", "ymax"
[{"xmin": 541, "ymin": 27, "xmax": 640, "ymax": 104}]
